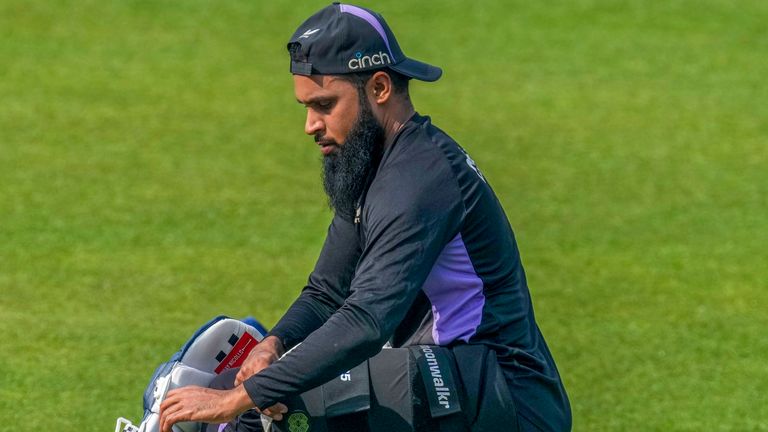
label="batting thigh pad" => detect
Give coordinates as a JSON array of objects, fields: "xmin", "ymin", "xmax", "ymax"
[{"xmin": 270, "ymin": 344, "xmax": 518, "ymax": 432}]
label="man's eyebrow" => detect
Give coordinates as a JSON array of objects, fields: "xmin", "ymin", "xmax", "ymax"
[{"xmin": 297, "ymin": 95, "xmax": 336, "ymax": 105}]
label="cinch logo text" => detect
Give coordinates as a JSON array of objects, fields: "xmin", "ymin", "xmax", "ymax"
[{"xmin": 348, "ymin": 51, "xmax": 392, "ymax": 70}]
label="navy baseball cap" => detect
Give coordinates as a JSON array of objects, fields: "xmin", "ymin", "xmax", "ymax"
[{"xmin": 287, "ymin": 3, "xmax": 442, "ymax": 82}]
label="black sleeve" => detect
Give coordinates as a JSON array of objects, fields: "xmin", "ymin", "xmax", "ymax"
[
  {"xmin": 267, "ymin": 214, "xmax": 361, "ymax": 350},
  {"xmin": 243, "ymin": 162, "xmax": 464, "ymax": 409}
]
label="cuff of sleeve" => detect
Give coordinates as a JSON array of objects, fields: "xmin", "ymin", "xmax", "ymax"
[{"xmin": 242, "ymin": 376, "xmax": 274, "ymax": 411}]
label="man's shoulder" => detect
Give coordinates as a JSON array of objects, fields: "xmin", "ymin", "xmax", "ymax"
[
  {"xmin": 365, "ymin": 116, "xmax": 464, "ymax": 217},
  {"xmin": 379, "ymin": 115, "xmax": 464, "ymax": 178},
  {"xmin": 376, "ymin": 114, "xmax": 488, "ymax": 200},
  {"xmin": 394, "ymin": 114, "xmax": 465, "ymax": 160}
]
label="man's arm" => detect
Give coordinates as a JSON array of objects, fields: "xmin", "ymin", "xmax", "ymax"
[
  {"xmin": 267, "ymin": 213, "xmax": 361, "ymax": 349},
  {"xmin": 243, "ymin": 164, "xmax": 464, "ymax": 410},
  {"xmin": 235, "ymin": 213, "xmax": 361, "ymax": 386},
  {"xmin": 161, "ymin": 213, "xmax": 365, "ymax": 431}
]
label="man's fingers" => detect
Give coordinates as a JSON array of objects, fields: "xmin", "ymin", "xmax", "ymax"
[
  {"xmin": 262, "ymin": 403, "xmax": 288, "ymax": 421},
  {"xmin": 160, "ymin": 396, "xmax": 183, "ymax": 432},
  {"xmin": 159, "ymin": 388, "xmax": 184, "ymax": 412},
  {"xmin": 269, "ymin": 406, "xmax": 285, "ymax": 421},
  {"xmin": 263, "ymin": 403, "xmax": 287, "ymax": 414},
  {"xmin": 164, "ymin": 410, "xmax": 188, "ymax": 432},
  {"xmin": 159, "ymin": 388, "xmax": 193, "ymax": 432},
  {"xmin": 160, "ymin": 403, "xmax": 182, "ymax": 432},
  {"xmin": 166, "ymin": 386, "xmax": 192, "ymax": 399},
  {"xmin": 263, "ymin": 409, "xmax": 283, "ymax": 421}
]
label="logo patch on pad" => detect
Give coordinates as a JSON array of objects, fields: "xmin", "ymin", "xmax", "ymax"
[
  {"xmin": 214, "ymin": 332, "xmax": 259, "ymax": 374},
  {"xmin": 288, "ymin": 412, "xmax": 310, "ymax": 432}
]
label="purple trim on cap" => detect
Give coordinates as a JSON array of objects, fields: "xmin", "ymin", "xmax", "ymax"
[
  {"xmin": 218, "ymin": 423, "xmax": 228, "ymax": 432},
  {"xmin": 421, "ymin": 233, "xmax": 485, "ymax": 345},
  {"xmin": 339, "ymin": 4, "xmax": 394, "ymax": 58}
]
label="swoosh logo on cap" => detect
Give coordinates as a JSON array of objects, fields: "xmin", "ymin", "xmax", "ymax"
[{"xmin": 299, "ymin": 28, "xmax": 320, "ymax": 39}]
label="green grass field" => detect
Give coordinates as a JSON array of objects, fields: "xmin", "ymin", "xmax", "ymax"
[{"xmin": 1, "ymin": 0, "xmax": 766, "ymax": 430}]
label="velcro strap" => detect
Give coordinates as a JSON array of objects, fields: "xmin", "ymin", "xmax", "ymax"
[
  {"xmin": 291, "ymin": 60, "xmax": 313, "ymax": 75},
  {"xmin": 410, "ymin": 345, "xmax": 462, "ymax": 418}
]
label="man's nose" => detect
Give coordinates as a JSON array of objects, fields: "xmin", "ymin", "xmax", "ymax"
[{"xmin": 305, "ymin": 110, "xmax": 324, "ymax": 136}]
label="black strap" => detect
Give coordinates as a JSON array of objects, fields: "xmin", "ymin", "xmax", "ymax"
[{"xmin": 410, "ymin": 345, "xmax": 463, "ymax": 418}]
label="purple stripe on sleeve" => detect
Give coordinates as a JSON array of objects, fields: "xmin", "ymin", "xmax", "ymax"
[
  {"xmin": 339, "ymin": 4, "xmax": 394, "ymax": 58},
  {"xmin": 421, "ymin": 233, "xmax": 485, "ymax": 345}
]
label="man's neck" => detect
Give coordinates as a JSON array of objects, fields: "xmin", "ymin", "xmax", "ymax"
[{"xmin": 380, "ymin": 100, "xmax": 416, "ymax": 146}]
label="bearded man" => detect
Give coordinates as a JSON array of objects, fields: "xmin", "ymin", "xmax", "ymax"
[{"xmin": 159, "ymin": 3, "xmax": 571, "ymax": 431}]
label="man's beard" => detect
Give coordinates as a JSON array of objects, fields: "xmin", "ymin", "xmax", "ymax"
[{"xmin": 320, "ymin": 99, "xmax": 385, "ymax": 218}]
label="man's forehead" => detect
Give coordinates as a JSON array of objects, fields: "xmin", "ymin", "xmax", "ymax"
[{"xmin": 293, "ymin": 74, "xmax": 354, "ymax": 101}]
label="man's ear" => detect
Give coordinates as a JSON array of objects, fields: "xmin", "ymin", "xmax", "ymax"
[{"xmin": 368, "ymin": 71, "xmax": 393, "ymax": 105}]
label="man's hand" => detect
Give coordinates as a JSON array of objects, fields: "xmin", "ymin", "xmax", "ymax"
[
  {"xmin": 159, "ymin": 385, "xmax": 287, "ymax": 432},
  {"xmin": 159, "ymin": 386, "xmax": 249, "ymax": 432},
  {"xmin": 234, "ymin": 335, "xmax": 285, "ymax": 386}
]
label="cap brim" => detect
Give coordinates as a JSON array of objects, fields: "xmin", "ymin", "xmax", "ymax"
[{"xmin": 390, "ymin": 57, "xmax": 442, "ymax": 82}]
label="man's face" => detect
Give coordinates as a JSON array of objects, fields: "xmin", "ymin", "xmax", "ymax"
[
  {"xmin": 293, "ymin": 74, "xmax": 386, "ymax": 217},
  {"xmin": 294, "ymin": 74, "xmax": 360, "ymax": 155}
]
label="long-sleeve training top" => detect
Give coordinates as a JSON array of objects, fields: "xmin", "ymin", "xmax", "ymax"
[{"xmin": 243, "ymin": 113, "xmax": 571, "ymax": 431}]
